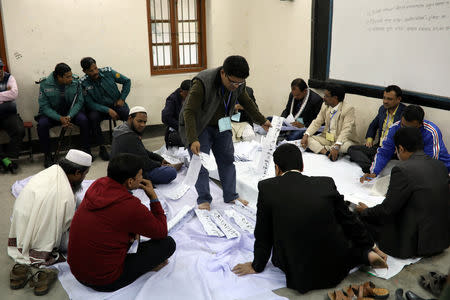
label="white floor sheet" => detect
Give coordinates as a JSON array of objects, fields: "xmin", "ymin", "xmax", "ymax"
[{"xmin": 10, "ymin": 139, "xmax": 420, "ymax": 299}]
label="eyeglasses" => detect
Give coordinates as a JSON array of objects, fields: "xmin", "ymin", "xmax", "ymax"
[{"xmin": 226, "ymin": 74, "xmax": 245, "ymax": 87}]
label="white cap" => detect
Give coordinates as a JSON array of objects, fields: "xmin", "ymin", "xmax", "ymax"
[
  {"xmin": 129, "ymin": 106, "xmax": 147, "ymax": 115},
  {"xmin": 65, "ymin": 149, "xmax": 92, "ymax": 167}
]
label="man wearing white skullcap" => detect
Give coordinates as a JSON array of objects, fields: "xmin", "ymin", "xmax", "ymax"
[
  {"xmin": 111, "ymin": 106, "xmax": 182, "ymax": 184},
  {"xmin": 8, "ymin": 149, "xmax": 91, "ymax": 267}
]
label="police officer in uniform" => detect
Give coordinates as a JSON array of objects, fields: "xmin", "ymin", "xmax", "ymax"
[
  {"xmin": 36, "ymin": 63, "xmax": 89, "ymax": 168},
  {"xmin": 80, "ymin": 57, "xmax": 131, "ymax": 161}
]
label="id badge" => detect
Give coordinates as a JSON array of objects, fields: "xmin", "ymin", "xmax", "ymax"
[
  {"xmin": 296, "ymin": 117, "xmax": 304, "ymax": 124},
  {"xmin": 218, "ymin": 117, "xmax": 232, "ymax": 132},
  {"xmin": 326, "ymin": 132, "xmax": 335, "ymax": 142},
  {"xmin": 231, "ymin": 112, "xmax": 241, "ymax": 122}
]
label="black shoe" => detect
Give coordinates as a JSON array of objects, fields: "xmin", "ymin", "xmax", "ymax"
[
  {"xmin": 396, "ymin": 288, "xmax": 405, "ymax": 300},
  {"xmin": 99, "ymin": 146, "xmax": 110, "ymax": 161},
  {"xmin": 44, "ymin": 153, "xmax": 54, "ymax": 168},
  {"xmin": 405, "ymin": 290, "xmax": 437, "ymax": 300}
]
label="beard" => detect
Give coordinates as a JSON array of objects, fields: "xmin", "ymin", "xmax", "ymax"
[
  {"xmin": 130, "ymin": 122, "xmax": 144, "ymax": 136},
  {"xmin": 71, "ymin": 181, "xmax": 83, "ymax": 194}
]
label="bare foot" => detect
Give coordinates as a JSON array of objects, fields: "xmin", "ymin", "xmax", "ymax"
[
  {"xmin": 151, "ymin": 259, "xmax": 168, "ymax": 272},
  {"xmin": 368, "ymin": 251, "xmax": 388, "ymax": 269},
  {"xmin": 229, "ymin": 198, "xmax": 249, "ymax": 206},
  {"xmin": 198, "ymin": 202, "xmax": 211, "ymax": 210}
]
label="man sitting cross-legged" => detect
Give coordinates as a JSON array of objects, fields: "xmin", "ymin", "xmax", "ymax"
[
  {"xmin": 68, "ymin": 153, "xmax": 176, "ymax": 292},
  {"xmin": 232, "ymin": 143, "xmax": 387, "ymax": 294}
]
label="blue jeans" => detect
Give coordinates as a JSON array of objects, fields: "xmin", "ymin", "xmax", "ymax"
[
  {"xmin": 87, "ymin": 106, "xmax": 129, "ymax": 146},
  {"xmin": 146, "ymin": 166, "xmax": 177, "ymax": 184},
  {"xmin": 286, "ymin": 129, "xmax": 306, "ymax": 141},
  {"xmin": 189, "ymin": 126, "xmax": 238, "ymax": 205},
  {"xmin": 37, "ymin": 113, "xmax": 90, "ymax": 154}
]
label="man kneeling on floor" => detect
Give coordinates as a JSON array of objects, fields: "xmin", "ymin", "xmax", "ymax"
[
  {"xmin": 232, "ymin": 143, "xmax": 387, "ymax": 293},
  {"xmin": 68, "ymin": 153, "xmax": 176, "ymax": 292},
  {"xmin": 8, "ymin": 149, "xmax": 92, "ymax": 266}
]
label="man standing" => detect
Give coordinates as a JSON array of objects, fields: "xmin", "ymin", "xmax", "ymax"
[
  {"xmin": 348, "ymin": 85, "xmax": 405, "ymax": 173},
  {"xmin": 179, "ymin": 55, "xmax": 271, "ymax": 210},
  {"xmin": 8, "ymin": 149, "xmax": 91, "ymax": 266},
  {"xmin": 161, "ymin": 79, "xmax": 191, "ymax": 147},
  {"xmin": 232, "ymin": 144, "xmax": 387, "ymax": 293},
  {"xmin": 280, "ymin": 78, "xmax": 323, "ymax": 141},
  {"xmin": 356, "ymin": 127, "xmax": 449, "ymax": 258},
  {"xmin": 36, "ymin": 63, "xmax": 89, "ymax": 168},
  {"xmin": 111, "ymin": 106, "xmax": 181, "ymax": 184},
  {"xmin": 80, "ymin": 57, "xmax": 131, "ymax": 161},
  {"xmin": 68, "ymin": 153, "xmax": 175, "ymax": 292},
  {"xmin": 301, "ymin": 83, "xmax": 358, "ymax": 161},
  {"xmin": 361, "ymin": 105, "xmax": 450, "ymax": 182},
  {"xmin": 0, "ymin": 59, "xmax": 24, "ymax": 171}
]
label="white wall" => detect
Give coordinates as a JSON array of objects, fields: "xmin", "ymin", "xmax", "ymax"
[{"xmin": 1, "ymin": 0, "xmax": 449, "ymax": 146}]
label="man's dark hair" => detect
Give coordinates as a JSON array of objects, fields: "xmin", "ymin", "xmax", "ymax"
[
  {"xmin": 80, "ymin": 57, "xmax": 96, "ymax": 71},
  {"xmin": 326, "ymin": 83, "xmax": 345, "ymax": 102},
  {"xmin": 385, "ymin": 85, "xmax": 402, "ymax": 98},
  {"xmin": 107, "ymin": 153, "xmax": 143, "ymax": 184},
  {"xmin": 273, "ymin": 143, "xmax": 303, "ymax": 173},
  {"xmin": 58, "ymin": 158, "xmax": 89, "ymax": 175},
  {"xmin": 290, "ymin": 78, "xmax": 308, "ymax": 91},
  {"xmin": 402, "ymin": 105, "xmax": 424, "ymax": 123},
  {"xmin": 180, "ymin": 79, "xmax": 191, "ymax": 91},
  {"xmin": 394, "ymin": 127, "xmax": 424, "ymax": 152},
  {"xmin": 53, "ymin": 63, "xmax": 71, "ymax": 79},
  {"xmin": 222, "ymin": 55, "xmax": 249, "ymax": 79}
]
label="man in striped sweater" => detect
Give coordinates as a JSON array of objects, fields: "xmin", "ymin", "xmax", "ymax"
[{"xmin": 360, "ymin": 105, "xmax": 450, "ymax": 182}]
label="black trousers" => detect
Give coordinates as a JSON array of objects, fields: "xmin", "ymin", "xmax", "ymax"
[
  {"xmin": 348, "ymin": 145, "xmax": 378, "ymax": 173},
  {"xmin": 88, "ymin": 236, "xmax": 176, "ymax": 292},
  {"xmin": 0, "ymin": 113, "xmax": 25, "ymax": 158}
]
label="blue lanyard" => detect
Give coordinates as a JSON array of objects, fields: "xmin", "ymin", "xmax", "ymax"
[
  {"xmin": 222, "ymin": 86, "xmax": 232, "ymax": 117},
  {"xmin": 328, "ymin": 110, "xmax": 338, "ymax": 132}
]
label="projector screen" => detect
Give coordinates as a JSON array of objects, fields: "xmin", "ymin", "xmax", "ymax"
[
  {"xmin": 309, "ymin": 0, "xmax": 450, "ymax": 109},
  {"xmin": 329, "ymin": 0, "xmax": 450, "ymax": 98}
]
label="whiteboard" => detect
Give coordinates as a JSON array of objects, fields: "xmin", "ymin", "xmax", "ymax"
[{"xmin": 329, "ymin": 0, "xmax": 450, "ymax": 98}]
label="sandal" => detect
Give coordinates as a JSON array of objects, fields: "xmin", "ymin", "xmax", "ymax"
[
  {"xmin": 419, "ymin": 271, "xmax": 447, "ymax": 297},
  {"xmin": 29, "ymin": 269, "xmax": 58, "ymax": 296},
  {"xmin": 10, "ymin": 263, "xmax": 32, "ymax": 289},
  {"xmin": 352, "ymin": 281, "xmax": 389, "ymax": 299},
  {"xmin": 327, "ymin": 290, "xmax": 349, "ymax": 300},
  {"xmin": 345, "ymin": 285, "xmax": 374, "ymax": 300}
]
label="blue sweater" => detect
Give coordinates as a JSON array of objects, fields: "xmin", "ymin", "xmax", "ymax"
[{"xmin": 370, "ymin": 120, "xmax": 450, "ymax": 175}]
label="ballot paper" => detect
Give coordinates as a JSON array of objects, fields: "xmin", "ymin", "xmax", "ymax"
[
  {"xmin": 284, "ymin": 114, "xmax": 295, "ymax": 124},
  {"xmin": 199, "ymin": 152, "xmax": 216, "ymax": 171},
  {"xmin": 168, "ymin": 205, "xmax": 195, "ymax": 233},
  {"xmin": 163, "ymin": 155, "xmax": 202, "ymax": 200},
  {"xmin": 257, "ymin": 115, "xmax": 283, "ymax": 179},
  {"xmin": 370, "ymin": 174, "xmax": 390, "ymax": 197},
  {"xmin": 195, "ymin": 209, "xmax": 225, "ymax": 237},
  {"xmin": 224, "ymin": 209, "xmax": 255, "ymax": 233},
  {"xmin": 368, "ymin": 256, "xmax": 421, "ymax": 279},
  {"xmin": 232, "ymin": 201, "xmax": 257, "ymax": 221},
  {"xmin": 161, "ymin": 154, "xmax": 183, "ymax": 164},
  {"xmin": 278, "ymin": 139, "xmax": 305, "ymax": 151},
  {"xmin": 210, "ymin": 210, "xmax": 240, "ymax": 239},
  {"xmin": 344, "ymin": 193, "xmax": 384, "ymax": 208}
]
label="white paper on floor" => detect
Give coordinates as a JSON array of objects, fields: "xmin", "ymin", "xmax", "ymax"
[
  {"xmin": 167, "ymin": 204, "xmax": 195, "ymax": 233},
  {"xmin": 210, "ymin": 209, "xmax": 240, "ymax": 239},
  {"xmin": 225, "ymin": 209, "xmax": 255, "ymax": 233},
  {"xmin": 367, "ymin": 256, "xmax": 421, "ymax": 280},
  {"xmin": 195, "ymin": 208, "xmax": 225, "ymax": 237}
]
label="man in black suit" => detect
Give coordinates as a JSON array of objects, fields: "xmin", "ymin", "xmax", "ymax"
[
  {"xmin": 356, "ymin": 127, "xmax": 449, "ymax": 258},
  {"xmin": 232, "ymin": 143, "xmax": 387, "ymax": 293},
  {"xmin": 279, "ymin": 78, "xmax": 323, "ymax": 141}
]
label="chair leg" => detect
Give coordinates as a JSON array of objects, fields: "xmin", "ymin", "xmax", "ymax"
[{"xmin": 27, "ymin": 127, "xmax": 33, "ymax": 161}]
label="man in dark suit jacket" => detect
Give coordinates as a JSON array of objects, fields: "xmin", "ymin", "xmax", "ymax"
[
  {"xmin": 348, "ymin": 85, "xmax": 405, "ymax": 173},
  {"xmin": 232, "ymin": 143, "xmax": 387, "ymax": 293},
  {"xmin": 279, "ymin": 78, "xmax": 323, "ymax": 141},
  {"xmin": 356, "ymin": 127, "xmax": 449, "ymax": 258},
  {"xmin": 161, "ymin": 80, "xmax": 191, "ymax": 147}
]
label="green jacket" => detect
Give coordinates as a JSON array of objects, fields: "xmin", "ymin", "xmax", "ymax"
[
  {"xmin": 80, "ymin": 67, "xmax": 131, "ymax": 114},
  {"xmin": 38, "ymin": 72, "xmax": 84, "ymax": 121}
]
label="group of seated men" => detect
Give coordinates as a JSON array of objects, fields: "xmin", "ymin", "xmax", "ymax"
[{"xmin": 7, "ymin": 55, "xmax": 450, "ymax": 295}]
